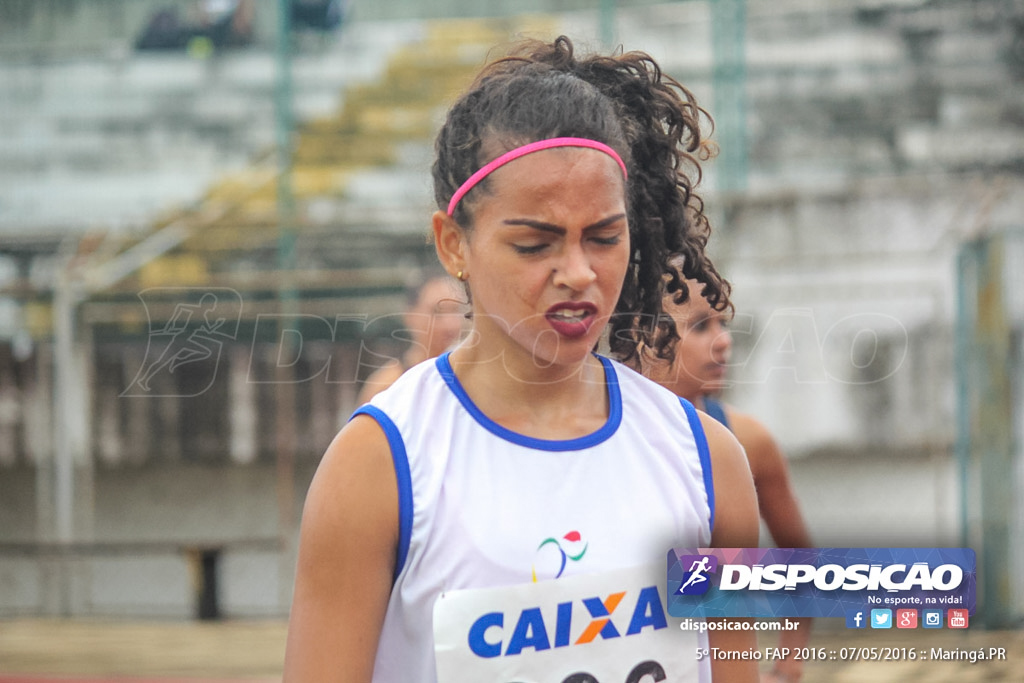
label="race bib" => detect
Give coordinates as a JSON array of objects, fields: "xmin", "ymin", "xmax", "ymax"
[{"xmin": 433, "ymin": 564, "xmax": 708, "ymax": 683}]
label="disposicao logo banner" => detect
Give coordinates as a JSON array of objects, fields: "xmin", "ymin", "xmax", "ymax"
[{"xmin": 667, "ymin": 548, "xmax": 976, "ymax": 618}]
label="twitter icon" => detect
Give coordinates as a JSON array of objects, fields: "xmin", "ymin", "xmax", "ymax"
[{"xmin": 870, "ymin": 609, "xmax": 892, "ymax": 629}]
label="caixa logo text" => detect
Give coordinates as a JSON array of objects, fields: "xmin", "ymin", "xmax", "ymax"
[
  {"xmin": 718, "ymin": 563, "xmax": 964, "ymax": 592},
  {"xmin": 468, "ymin": 586, "xmax": 668, "ymax": 658}
]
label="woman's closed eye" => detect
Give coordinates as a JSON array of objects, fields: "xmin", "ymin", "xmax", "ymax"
[
  {"xmin": 589, "ymin": 233, "xmax": 622, "ymax": 246},
  {"xmin": 511, "ymin": 242, "xmax": 550, "ymax": 255}
]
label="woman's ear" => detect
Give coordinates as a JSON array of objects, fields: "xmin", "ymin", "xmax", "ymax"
[{"xmin": 432, "ymin": 210, "xmax": 468, "ymax": 279}]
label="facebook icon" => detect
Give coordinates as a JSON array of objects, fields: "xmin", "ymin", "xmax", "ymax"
[{"xmin": 846, "ymin": 609, "xmax": 866, "ymax": 629}]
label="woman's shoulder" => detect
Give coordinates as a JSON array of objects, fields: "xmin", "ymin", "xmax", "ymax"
[{"xmin": 714, "ymin": 403, "xmax": 775, "ymax": 450}]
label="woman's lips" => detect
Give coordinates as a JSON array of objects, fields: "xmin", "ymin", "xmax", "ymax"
[
  {"xmin": 705, "ymin": 363, "xmax": 727, "ymax": 379},
  {"xmin": 545, "ymin": 302, "xmax": 598, "ymax": 339}
]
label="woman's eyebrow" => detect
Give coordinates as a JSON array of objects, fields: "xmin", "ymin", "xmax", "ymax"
[
  {"xmin": 502, "ymin": 213, "xmax": 627, "ymax": 234},
  {"xmin": 583, "ymin": 213, "xmax": 627, "ymax": 231},
  {"xmin": 502, "ymin": 218, "xmax": 563, "ymax": 234}
]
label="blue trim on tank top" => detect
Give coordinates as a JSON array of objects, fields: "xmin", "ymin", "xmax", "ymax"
[
  {"xmin": 702, "ymin": 396, "xmax": 730, "ymax": 431},
  {"xmin": 679, "ymin": 397, "xmax": 716, "ymax": 535},
  {"xmin": 349, "ymin": 405, "xmax": 413, "ymax": 583},
  {"xmin": 435, "ymin": 351, "xmax": 622, "ymax": 452}
]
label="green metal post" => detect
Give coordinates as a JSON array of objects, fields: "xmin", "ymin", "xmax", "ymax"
[
  {"xmin": 953, "ymin": 244, "xmax": 974, "ymax": 553},
  {"xmin": 957, "ymin": 234, "xmax": 1015, "ymax": 628},
  {"xmin": 973, "ymin": 235, "xmax": 1014, "ymax": 628},
  {"xmin": 710, "ymin": 0, "xmax": 748, "ymax": 193},
  {"xmin": 276, "ymin": 0, "xmax": 296, "ymax": 261},
  {"xmin": 275, "ymin": 0, "xmax": 298, "ymax": 611},
  {"xmin": 599, "ymin": 0, "xmax": 616, "ymax": 49}
]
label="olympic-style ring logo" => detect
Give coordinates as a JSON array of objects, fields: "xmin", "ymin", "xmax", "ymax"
[{"xmin": 531, "ymin": 530, "xmax": 588, "ymax": 582}]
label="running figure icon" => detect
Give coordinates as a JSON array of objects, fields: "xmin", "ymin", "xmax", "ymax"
[
  {"xmin": 679, "ymin": 556, "xmax": 713, "ymax": 593},
  {"xmin": 124, "ymin": 288, "xmax": 242, "ymax": 397}
]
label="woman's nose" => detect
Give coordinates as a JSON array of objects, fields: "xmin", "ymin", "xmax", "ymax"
[{"xmin": 551, "ymin": 245, "xmax": 597, "ymax": 291}]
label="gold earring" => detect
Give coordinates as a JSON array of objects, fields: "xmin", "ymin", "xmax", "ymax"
[{"xmin": 456, "ymin": 270, "xmax": 466, "ymax": 281}]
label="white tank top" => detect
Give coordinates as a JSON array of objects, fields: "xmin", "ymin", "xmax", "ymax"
[{"xmin": 355, "ymin": 352, "xmax": 715, "ymax": 682}]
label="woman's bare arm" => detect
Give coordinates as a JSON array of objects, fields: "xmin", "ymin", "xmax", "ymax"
[
  {"xmin": 700, "ymin": 413, "xmax": 761, "ymax": 683},
  {"xmin": 729, "ymin": 409, "xmax": 814, "ymax": 682},
  {"xmin": 283, "ymin": 415, "xmax": 398, "ymax": 682}
]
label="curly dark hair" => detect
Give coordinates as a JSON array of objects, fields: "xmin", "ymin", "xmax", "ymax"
[{"xmin": 431, "ymin": 35, "xmax": 730, "ymax": 365}]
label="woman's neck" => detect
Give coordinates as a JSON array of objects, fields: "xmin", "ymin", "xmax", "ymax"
[{"xmin": 447, "ymin": 342, "xmax": 609, "ymax": 440}]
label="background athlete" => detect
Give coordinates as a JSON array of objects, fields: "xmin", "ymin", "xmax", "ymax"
[
  {"xmin": 641, "ymin": 269, "xmax": 814, "ymax": 683},
  {"xmin": 356, "ymin": 272, "xmax": 464, "ymax": 404}
]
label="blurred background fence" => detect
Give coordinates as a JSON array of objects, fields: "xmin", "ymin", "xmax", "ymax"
[
  {"xmin": 0, "ymin": 0, "xmax": 1022, "ymax": 628},
  {"xmin": 0, "ymin": 538, "xmax": 281, "ymax": 619}
]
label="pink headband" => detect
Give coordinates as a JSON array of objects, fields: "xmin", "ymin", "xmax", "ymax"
[{"xmin": 446, "ymin": 137, "xmax": 628, "ymax": 216}]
